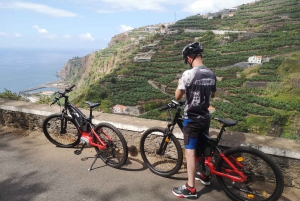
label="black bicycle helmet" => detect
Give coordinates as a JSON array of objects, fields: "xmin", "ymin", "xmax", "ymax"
[{"xmin": 182, "ymin": 42, "xmax": 204, "ymax": 64}]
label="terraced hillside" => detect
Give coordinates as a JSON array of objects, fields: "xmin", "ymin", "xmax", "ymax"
[
  {"xmin": 172, "ymin": 0, "xmax": 300, "ymax": 32},
  {"xmin": 64, "ymin": 0, "xmax": 300, "ymax": 139}
]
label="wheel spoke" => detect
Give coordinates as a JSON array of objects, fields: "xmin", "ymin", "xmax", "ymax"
[
  {"xmin": 216, "ymin": 147, "xmax": 284, "ymax": 201},
  {"xmin": 94, "ymin": 123, "xmax": 128, "ymax": 168},
  {"xmin": 43, "ymin": 114, "xmax": 80, "ymax": 147},
  {"xmin": 140, "ymin": 127, "xmax": 183, "ymax": 177}
]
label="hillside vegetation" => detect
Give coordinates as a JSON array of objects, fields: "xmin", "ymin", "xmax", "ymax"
[{"xmin": 59, "ymin": 0, "xmax": 300, "ymax": 140}]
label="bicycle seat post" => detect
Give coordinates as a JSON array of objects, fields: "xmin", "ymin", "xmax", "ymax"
[
  {"xmin": 89, "ymin": 106, "xmax": 93, "ymax": 122},
  {"xmin": 216, "ymin": 125, "xmax": 226, "ymax": 142}
]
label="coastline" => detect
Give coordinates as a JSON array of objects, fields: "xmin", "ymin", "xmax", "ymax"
[{"xmin": 20, "ymin": 79, "xmax": 68, "ymax": 102}]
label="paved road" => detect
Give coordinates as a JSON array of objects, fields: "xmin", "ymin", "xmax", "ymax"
[{"xmin": 0, "ymin": 127, "xmax": 299, "ymax": 201}]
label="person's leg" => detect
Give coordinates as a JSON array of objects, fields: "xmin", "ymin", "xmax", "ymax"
[
  {"xmin": 195, "ymin": 117, "xmax": 211, "ymax": 185},
  {"xmin": 184, "ymin": 134, "xmax": 198, "ymax": 188},
  {"xmin": 172, "ymin": 121, "xmax": 198, "ymax": 198},
  {"xmin": 173, "ymin": 141, "xmax": 197, "ymax": 198},
  {"xmin": 196, "ymin": 117, "xmax": 210, "ymax": 156},
  {"xmin": 186, "ymin": 148, "xmax": 196, "ymax": 187}
]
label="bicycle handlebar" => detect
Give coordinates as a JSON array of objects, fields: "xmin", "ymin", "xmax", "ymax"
[
  {"xmin": 160, "ymin": 100, "xmax": 185, "ymax": 111},
  {"xmin": 65, "ymin": 84, "xmax": 75, "ymax": 93},
  {"xmin": 50, "ymin": 84, "xmax": 75, "ymax": 105}
]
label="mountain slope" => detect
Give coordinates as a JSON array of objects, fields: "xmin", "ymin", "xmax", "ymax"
[{"xmin": 59, "ymin": 0, "xmax": 300, "ymax": 139}]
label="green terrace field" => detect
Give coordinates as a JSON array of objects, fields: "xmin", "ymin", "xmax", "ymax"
[
  {"xmin": 170, "ymin": 0, "xmax": 300, "ymax": 31},
  {"xmin": 66, "ymin": 0, "xmax": 300, "ymax": 140}
]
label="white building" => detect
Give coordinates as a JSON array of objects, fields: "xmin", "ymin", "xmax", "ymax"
[{"xmin": 248, "ymin": 55, "xmax": 262, "ymax": 64}]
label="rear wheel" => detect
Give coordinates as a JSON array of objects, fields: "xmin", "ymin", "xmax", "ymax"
[
  {"xmin": 42, "ymin": 113, "xmax": 81, "ymax": 147},
  {"xmin": 94, "ymin": 123, "xmax": 128, "ymax": 168},
  {"xmin": 140, "ymin": 127, "xmax": 183, "ymax": 177},
  {"xmin": 215, "ymin": 146, "xmax": 284, "ymax": 201}
]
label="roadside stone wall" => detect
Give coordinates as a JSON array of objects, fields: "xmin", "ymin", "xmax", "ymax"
[
  {"xmin": 1, "ymin": 98, "xmax": 300, "ymax": 189},
  {"xmin": 0, "ymin": 110, "xmax": 44, "ymax": 130}
]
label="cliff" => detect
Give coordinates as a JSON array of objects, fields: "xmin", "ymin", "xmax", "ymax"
[{"xmin": 57, "ymin": 30, "xmax": 141, "ymax": 91}]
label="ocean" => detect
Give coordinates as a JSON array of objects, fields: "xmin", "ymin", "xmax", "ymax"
[{"xmin": 0, "ymin": 48, "xmax": 94, "ymax": 93}]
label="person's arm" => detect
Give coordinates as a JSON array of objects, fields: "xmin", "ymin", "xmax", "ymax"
[
  {"xmin": 211, "ymin": 91, "xmax": 216, "ymax": 98},
  {"xmin": 175, "ymin": 88, "xmax": 185, "ymax": 101},
  {"xmin": 211, "ymin": 73, "xmax": 217, "ymax": 99},
  {"xmin": 175, "ymin": 78, "xmax": 185, "ymax": 100}
]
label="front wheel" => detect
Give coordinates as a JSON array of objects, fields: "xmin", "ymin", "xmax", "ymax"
[
  {"xmin": 140, "ymin": 127, "xmax": 183, "ymax": 177},
  {"xmin": 42, "ymin": 113, "xmax": 81, "ymax": 147},
  {"xmin": 94, "ymin": 123, "xmax": 128, "ymax": 169},
  {"xmin": 215, "ymin": 146, "xmax": 284, "ymax": 201}
]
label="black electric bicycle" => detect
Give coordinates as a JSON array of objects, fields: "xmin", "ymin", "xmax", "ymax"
[
  {"xmin": 140, "ymin": 100, "xmax": 284, "ymax": 201},
  {"xmin": 42, "ymin": 85, "xmax": 128, "ymax": 169}
]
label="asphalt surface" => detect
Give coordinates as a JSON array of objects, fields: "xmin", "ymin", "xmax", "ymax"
[{"xmin": 0, "ymin": 127, "xmax": 299, "ymax": 201}]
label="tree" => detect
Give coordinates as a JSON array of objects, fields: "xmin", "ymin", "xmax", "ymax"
[{"xmin": 0, "ymin": 89, "xmax": 21, "ymax": 100}]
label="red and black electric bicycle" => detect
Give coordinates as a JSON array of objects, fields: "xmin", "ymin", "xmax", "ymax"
[
  {"xmin": 140, "ymin": 100, "xmax": 284, "ymax": 201},
  {"xmin": 42, "ymin": 85, "xmax": 128, "ymax": 170}
]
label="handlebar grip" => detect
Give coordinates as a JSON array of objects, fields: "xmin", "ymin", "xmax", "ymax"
[
  {"xmin": 65, "ymin": 85, "xmax": 75, "ymax": 92},
  {"xmin": 160, "ymin": 105, "xmax": 169, "ymax": 111},
  {"xmin": 179, "ymin": 100, "xmax": 185, "ymax": 106},
  {"xmin": 50, "ymin": 97, "xmax": 59, "ymax": 106}
]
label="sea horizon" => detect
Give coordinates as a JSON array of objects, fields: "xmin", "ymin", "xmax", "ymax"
[{"xmin": 0, "ymin": 47, "xmax": 95, "ymax": 94}]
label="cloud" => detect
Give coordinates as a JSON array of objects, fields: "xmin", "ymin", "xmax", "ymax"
[
  {"xmin": 93, "ymin": 0, "xmax": 254, "ymax": 14},
  {"xmin": 119, "ymin": 25, "xmax": 134, "ymax": 33},
  {"xmin": 0, "ymin": 31, "xmax": 22, "ymax": 38},
  {"xmin": 2, "ymin": 2, "xmax": 78, "ymax": 17},
  {"xmin": 14, "ymin": 33, "xmax": 22, "ymax": 37},
  {"xmin": 96, "ymin": 9, "xmax": 116, "ymax": 13},
  {"xmin": 0, "ymin": 0, "xmax": 255, "ymax": 15},
  {"xmin": 33, "ymin": 25, "xmax": 48, "ymax": 33},
  {"xmin": 63, "ymin": 34, "xmax": 72, "ymax": 39},
  {"xmin": 182, "ymin": 0, "xmax": 255, "ymax": 14},
  {"xmin": 79, "ymin": 33, "xmax": 95, "ymax": 41},
  {"xmin": 32, "ymin": 25, "xmax": 59, "ymax": 40},
  {"xmin": 0, "ymin": 31, "xmax": 7, "ymax": 36},
  {"xmin": 100, "ymin": 0, "xmax": 166, "ymax": 11},
  {"xmin": 43, "ymin": 33, "xmax": 58, "ymax": 39}
]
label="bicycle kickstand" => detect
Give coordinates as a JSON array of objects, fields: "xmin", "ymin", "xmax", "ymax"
[{"xmin": 88, "ymin": 149, "xmax": 102, "ymax": 171}]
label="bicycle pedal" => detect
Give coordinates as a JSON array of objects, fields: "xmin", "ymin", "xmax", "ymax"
[{"xmin": 74, "ymin": 150, "xmax": 82, "ymax": 155}]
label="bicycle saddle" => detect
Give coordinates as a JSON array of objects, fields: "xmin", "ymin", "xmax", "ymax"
[
  {"xmin": 85, "ymin": 101, "xmax": 101, "ymax": 108},
  {"xmin": 214, "ymin": 118, "xmax": 237, "ymax": 127}
]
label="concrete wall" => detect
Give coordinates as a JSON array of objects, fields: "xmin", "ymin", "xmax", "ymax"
[{"xmin": 1, "ymin": 98, "xmax": 300, "ymax": 188}]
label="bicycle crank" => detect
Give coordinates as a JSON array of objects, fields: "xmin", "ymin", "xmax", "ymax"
[{"xmin": 74, "ymin": 142, "xmax": 87, "ymax": 155}]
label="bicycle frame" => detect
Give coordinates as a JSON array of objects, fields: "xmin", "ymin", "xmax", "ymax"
[
  {"xmin": 46, "ymin": 85, "xmax": 128, "ymax": 171},
  {"xmin": 205, "ymin": 152, "xmax": 247, "ymax": 182},
  {"xmin": 162, "ymin": 101, "xmax": 248, "ymax": 182},
  {"xmin": 80, "ymin": 122, "xmax": 114, "ymax": 150},
  {"xmin": 58, "ymin": 92, "xmax": 112, "ymax": 151}
]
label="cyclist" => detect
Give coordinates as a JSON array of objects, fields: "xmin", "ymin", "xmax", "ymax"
[{"xmin": 172, "ymin": 42, "xmax": 217, "ymax": 198}]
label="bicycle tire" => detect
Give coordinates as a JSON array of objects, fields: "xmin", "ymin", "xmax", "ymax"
[
  {"xmin": 215, "ymin": 146, "xmax": 284, "ymax": 201},
  {"xmin": 140, "ymin": 127, "xmax": 183, "ymax": 177},
  {"xmin": 94, "ymin": 123, "xmax": 128, "ymax": 169},
  {"xmin": 42, "ymin": 113, "xmax": 81, "ymax": 147}
]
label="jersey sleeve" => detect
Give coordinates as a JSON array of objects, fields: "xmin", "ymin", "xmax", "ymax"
[
  {"xmin": 178, "ymin": 73, "xmax": 186, "ymax": 90},
  {"xmin": 212, "ymin": 73, "xmax": 217, "ymax": 92},
  {"xmin": 178, "ymin": 70, "xmax": 192, "ymax": 90}
]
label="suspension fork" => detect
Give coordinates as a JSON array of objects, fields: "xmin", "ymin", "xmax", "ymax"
[
  {"xmin": 156, "ymin": 108, "xmax": 181, "ymax": 155},
  {"xmin": 156, "ymin": 127, "xmax": 173, "ymax": 155},
  {"xmin": 60, "ymin": 110, "xmax": 68, "ymax": 134}
]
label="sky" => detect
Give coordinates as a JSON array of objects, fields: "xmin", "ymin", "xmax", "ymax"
[{"xmin": 0, "ymin": 0, "xmax": 254, "ymax": 50}]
